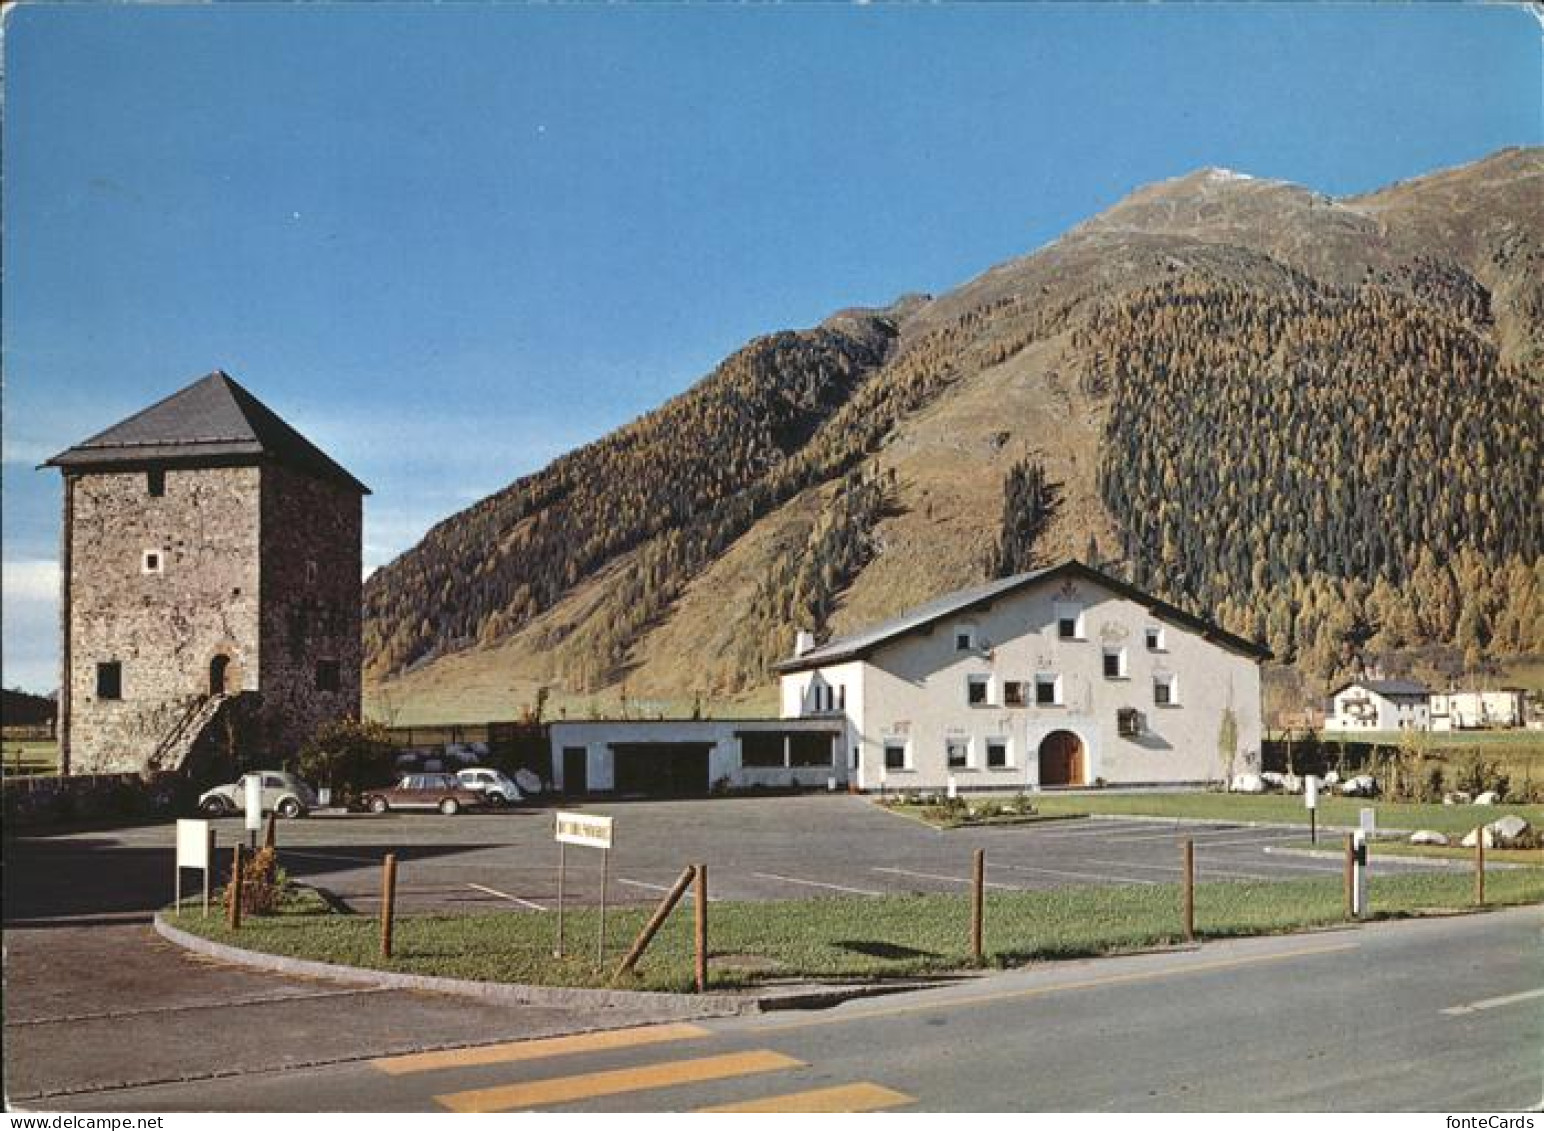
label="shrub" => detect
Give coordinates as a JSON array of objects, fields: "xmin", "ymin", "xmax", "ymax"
[{"xmin": 222, "ymin": 846, "xmax": 289, "ymax": 917}]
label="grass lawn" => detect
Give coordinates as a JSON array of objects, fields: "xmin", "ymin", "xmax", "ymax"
[
  {"xmin": 1023, "ymin": 791, "xmax": 1544, "ymax": 837},
  {"xmin": 170, "ymin": 868, "xmax": 1544, "ymax": 994}
]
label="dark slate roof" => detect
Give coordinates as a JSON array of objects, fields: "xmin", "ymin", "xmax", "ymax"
[
  {"xmin": 1333, "ymin": 679, "xmax": 1430, "ymax": 699},
  {"xmin": 43, "ymin": 371, "xmax": 369, "ymax": 493},
  {"xmin": 772, "ymin": 560, "xmax": 1271, "ymax": 673}
]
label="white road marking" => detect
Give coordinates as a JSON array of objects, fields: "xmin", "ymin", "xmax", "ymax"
[
  {"xmin": 751, "ymin": 872, "xmax": 884, "ymax": 897},
  {"xmin": 466, "ymin": 883, "xmax": 547, "ymax": 912},
  {"xmin": 1076, "ymin": 857, "xmax": 1279, "ymax": 882},
  {"xmin": 989, "ymin": 860, "xmax": 1159, "ymax": 886},
  {"xmin": 872, "ymin": 866, "xmax": 1023, "ymax": 891},
  {"xmin": 281, "ymin": 849, "xmax": 384, "ymax": 864},
  {"xmin": 1103, "ymin": 827, "xmax": 1307, "ymax": 845},
  {"xmin": 617, "ymin": 877, "xmax": 720, "ymax": 902},
  {"xmin": 1004, "ymin": 821, "xmax": 1190, "ymax": 840},
  {"xmin": 1441, "ymin": 987, "xmax": 1544, "ymax": 1016}
]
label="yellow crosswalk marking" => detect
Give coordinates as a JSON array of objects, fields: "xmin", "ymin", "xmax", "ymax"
[
  {"xmin": 373, "ymin": 1023, "xmax": 710, "ymax": 1076},
  {"xmin": 697, "ymin": 1082, "xmax": 914, "ymax": 1113},
  {"xmin": 435, "ymin": 1050, "xmax": 804, "ymax": 1112}
]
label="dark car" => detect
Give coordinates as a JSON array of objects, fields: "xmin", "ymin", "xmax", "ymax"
[{"xmin": 362, "ymin": 773, "xmax": 485, "ymax": 816}]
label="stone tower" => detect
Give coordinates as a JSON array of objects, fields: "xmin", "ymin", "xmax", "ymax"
[{"xmin": 45, "ymin": 372, "xmax": 370, "ymax": 776}]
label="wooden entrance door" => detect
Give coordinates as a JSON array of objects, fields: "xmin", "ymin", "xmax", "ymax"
[{"xmin": 1038, "ymin": 730, "xmax": 1084, "ymax": 787}]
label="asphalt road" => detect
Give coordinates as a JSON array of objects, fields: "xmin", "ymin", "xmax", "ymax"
[{"xmin": 34, "ymin": 907, "xmax": 1544, "ymax": 1112}]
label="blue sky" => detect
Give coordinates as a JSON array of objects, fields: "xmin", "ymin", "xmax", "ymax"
[{"xmin": 3, "ymin": 4, "xmax": 1540, "ymax": 694}]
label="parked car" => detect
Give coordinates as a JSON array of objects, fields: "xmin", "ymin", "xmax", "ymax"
[
  {"xmin": 456, "ymin": 768, "xmax": 523, "ymax": 806},
  {"xmin": 362, "ymin": 773, "xmax": 485, "ymax": 816},
  {"xmin": 198, "ymin": 771, "xmax": 316, "ymax": 819}
]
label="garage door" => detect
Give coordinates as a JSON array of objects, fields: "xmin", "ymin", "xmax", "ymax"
[{"xmin": 610, "ymin": 743, "xmax": 714, "ymax": 797}]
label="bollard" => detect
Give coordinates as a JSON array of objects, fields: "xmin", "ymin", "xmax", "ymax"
[
  {"xmin": 229, "ymin": 843, "xmax": 244, "ymax": 930},
  {"xmin": 1475, "ymin": 830, "xmax": 1486, "ymax": 907},
  {"xmin": 381, "ymin": 853, "xmax": 398, "ymax": 959},
  {"xmin": 694, "ymin": 864, "xmax": 709, "ymax": 993},
  {"xmin": 1182, "ymin": 838, "xmax": 1195, "ymax": 943},
  {"xmin": 970, "ymin": 849, "xmax": 985, "ymax": 964}
]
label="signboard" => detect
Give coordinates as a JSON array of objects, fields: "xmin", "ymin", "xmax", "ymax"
[
  {"xmin": 1360, "ymin": 807, "xmax": 1376, "ymax": 835},
  {"xmin": 1304, "ymin": 775, "xmax": 1319, "ymax": 810},
  {"xmin": 555, "ymin": 811, "xmax": 613, "ymax": 850},
  {"xmin": 177, "ymin": 818, "xmax": 213, "ymax": 869},
  {"xmin": 174, "ymin": 818, "xmax": 215, "ymax": 916}
]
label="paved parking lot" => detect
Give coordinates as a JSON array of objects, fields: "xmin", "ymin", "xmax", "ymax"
[{"xmin": 78, "ymin": 794, "xmax": 1429, "ymax": 915}]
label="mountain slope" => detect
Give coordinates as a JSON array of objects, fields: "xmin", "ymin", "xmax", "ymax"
[{"xmin": 364, "ymin": 148, "xmax": 1544, "ymax": 723}]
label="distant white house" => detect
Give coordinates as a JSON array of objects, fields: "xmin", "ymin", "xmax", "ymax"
[
  {"xmin": 1328, "ymin": 680, "xmax": 1430, "ymax": 731},
  {"xmin": 1430, "ymin": 689, "xmax": 1527, "ymax": 731},
  {"xmin": 774, "ymin": 560, "xmax": 1268, "ymax": 791}
]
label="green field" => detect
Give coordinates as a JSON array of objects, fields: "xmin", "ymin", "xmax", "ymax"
[{"xmin": 172, "ymin": 869, "xmax": 1544, "ymax": 992}]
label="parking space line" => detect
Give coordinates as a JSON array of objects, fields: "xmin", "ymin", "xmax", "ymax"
[
  {"xmin": 1100, "ymin": 827, "xmax": 1305, "ymax": 845},
  {"xmin": 282, "ymin": 849, "xmax": 384, "ymax": 864},
  {"xmin": 1001, "ymin": 820, "xmax": 1190, "ymax": 840},
  {"xmin": 616, "ymin": 877, "xmax": 721, "ymax": 902},
  {"xmin": 466, "ymin": 882, "xmax": 547, "ymax": 911},
  {"xmin": 989, "ymin": 860, "xmax": 1158, "ymax": 886},
  {"xmin": 435, "ymin": 1050, "xmax": 804, "ymax": 1111},
  {"xmin": 872, "ymin": 866, "xmax": 1023, "ymax": 890},
  {"xmin": 1440, "ymin": 987, "xmax": 1544, "ymax": 1017},
  {"xmin": 751, "ymin": 872, "xmax": 884, "ymax": 897},
  {"xmin": 1075, "ymin": 858, "xmax": 1279, "ymax": 882}
]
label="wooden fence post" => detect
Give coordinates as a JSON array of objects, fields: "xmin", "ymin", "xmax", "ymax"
[
  {"xmin": 694, "ymin": 864, "xmax": 709, "ymax": 993},
  {"xmin": 381, "ymin": 853, "xmax": 398, "ymax": 959},
  {"xmin": 1182, "ymin": 838, "xmax": 1195, "ymax": 942},
  {"xmin": 1343, "ymin": 834, "xmax": 1354, "ymax": 920},
  {"xmin": 615, "ymin": 865, "xmax": 696, "ymax": 980},
  {"xmin": 1475, "ymin": 831, "xmax": 1485, "ymax": 907},
  {"xmin": 228, "ymin": 844, "xmax": 244, "ymax": 930},
  {"xmin": 970, "ymin": 849, "xmax": 985, "ymax": 964},
  {"xmin": 263, "ymin": 811, "xmax": 277, "ymax": 851}
]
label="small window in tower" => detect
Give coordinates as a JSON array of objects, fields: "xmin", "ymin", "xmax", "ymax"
[
  {"xmin": 147, "ymin": 470, "xmax": 165, "ymax": 497},
  {"xmin": 306, "ymin": 560, "xmax": 319, "ymax": 585},
  {"xmin": 96, "ymin": 662, "xmax": 122, "ymax": 700},
  {"xmin": 316, "ymin": 660, "xmax": 341, "ymax": 693},
  {"xmin": 142, "ymin": 550, "xmax": 163, "ymax": 575}
]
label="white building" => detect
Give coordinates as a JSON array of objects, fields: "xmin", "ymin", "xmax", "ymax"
[
  {"xmin": 1429, "ymin": 689, "xmax": 1527, "ymax": 731},
  {"xmin": 774, "ymin": 561, "xmax": 1267, "ymax": 791},
  {"xmin": 1327, "ymin": 680, "xmax": 1430, "ymax": 732}
]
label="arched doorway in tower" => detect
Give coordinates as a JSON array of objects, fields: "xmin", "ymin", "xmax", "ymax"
[
  {"xmin": 1038, "ymin": 730, "xmax": 1085, "ymax": 787},
  {"xmin": 209, "ymin": 654, "xmax": 231, "ymax": 697}
]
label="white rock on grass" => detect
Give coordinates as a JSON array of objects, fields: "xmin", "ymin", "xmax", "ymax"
[
  {"xmin": 1443, "ymin": 791, "xmax": 1472, "ymax": 806},
  {"xmin": 1473, "ymin": 791, "xmax": 1499, "ymax": 806},
  {"xmin": 1282, "ymin": 773, "xmax": 1303, "ymax": 795},
  {"xmin": 1488, "ymin": 815, "xmax": 1531, "ymax": 846},
  {"xmin": 1340, "ymin": 775, "xmax": 1377, "ymax": 797},
  {"xmin": 1323, "ymin": 771, "xmax": 1341, "ymax": 787},
  {"xmin": 1460, "ymin": 826, "xmax": 1496, "ymax": 849},
  {"xmin": 1409, "ymin": 830, "xmax": 1449, "ymax": 846},
  {"xmin": 1231, "ymin": 773, "xmax": 1266, "ymax": 794}
]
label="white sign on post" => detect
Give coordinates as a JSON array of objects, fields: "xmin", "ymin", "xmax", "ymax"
[
  {"xmin": 555, "ymin": 811, "xmax": 613, "ymax": 849},
  {"xmin": 947, "ymin": 775, "xmax": 958, "ymax": 800},
  {"xmin": 174, "ymin": 818, "xmax": 215, "ymax": 917},
  {"xmin": 244, "ymin": 774, "xmax": 263, "ymax": 833},
  {"xmin": 1360, "ymin": 807, "xmax": 1376, "ymax": 835},
  {"xmin": 1304, "ymin": 775, "xmax": 1319, "ymax": 810}
]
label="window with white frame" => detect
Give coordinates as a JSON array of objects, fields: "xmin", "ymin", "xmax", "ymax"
[
  {"xmin": 1035, "ymin": 673, "xmax": 1062, "ymax": 706},
  {"xmin": 967, "ymin": 674, "xmax": 991, "ymax": 706},
  {"xmin": 955, "ymin": 625, "xmax": 977, "ymax": 652},
  {"xmin": 883, "ymin": 739, "xmax": 908, "ymax": 771},
  {"xmin": 1102, "ymin": 646, "xmax": 1127, "ymax": 679},
  {"xmin": 1154, "ymin": 673, "xmax": 1178, "ymax": 706},
  {"xmin": 986, "ymin": 738, "xmax": 1009, "ymax": 768},
  {"xmin": 1055, "ymin": 602, "xmax": 1085, "ymax": 640},
  {"xmin": 142, "ymin": 549, "xmax": 164, "ymax": 575},
  {"xmin": 1145, "ymin": 626, "xmax": 1166, "ymax": 652},
  {"xmin": 946, "ymin": 737, "xmax": 970, "ymax": 769}
]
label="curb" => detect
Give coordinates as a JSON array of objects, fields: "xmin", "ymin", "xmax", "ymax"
[
  {"xmin": 1262, "ymin": 844, "xmax": 1528, "ymax": 871},
  {"xmin": 152, "ymin": 914, "xmax": 940, "ymax": 1016}
]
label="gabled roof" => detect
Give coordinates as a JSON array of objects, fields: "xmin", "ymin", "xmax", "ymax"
[
  {"xmin": 772, "ymin": 559, "xmax": 1271, "ymax": 673},
  {"xmin": 1333, "ymin": 679, "xmax": 1430, "ymax": 699},
  {"xmin": 43, "ymin": 371, "xmax": 370, "ymax": 494}
]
